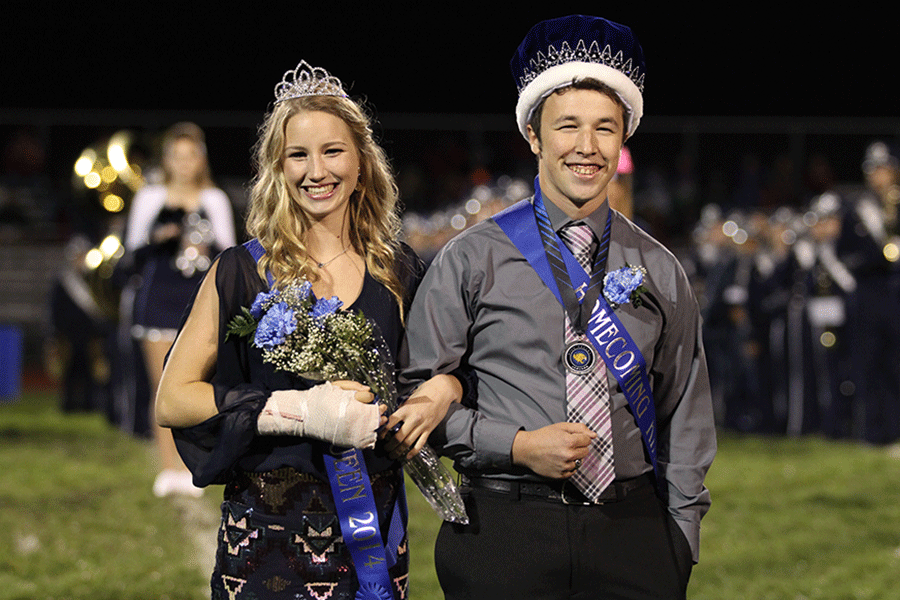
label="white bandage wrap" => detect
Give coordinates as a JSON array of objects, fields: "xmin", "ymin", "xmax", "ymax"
[{"xmin": 257, "ymin": 382, "xmax": 379, "ymax": 449}]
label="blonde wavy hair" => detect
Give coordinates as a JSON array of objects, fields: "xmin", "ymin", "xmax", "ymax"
[{"xmin": 245, "ymin": 94, "xmax": 407, "ymax": 317}]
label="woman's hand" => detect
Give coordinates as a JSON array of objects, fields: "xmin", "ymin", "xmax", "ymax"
[
  {"xmin": 258, "ymin": 382, "xmax": 386, "ymax": 449},
  {"xmin": 332, "ymin": 379, "xmax": 387, "ymax": 433},
  {"xmin": 382, "ymin": 374, "xmax": 462, "ymax": 461}
]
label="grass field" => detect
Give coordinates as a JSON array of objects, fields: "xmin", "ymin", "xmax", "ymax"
[{"xmin": 3, "ymin": 390, "xmax": 900, "ymax": 599}]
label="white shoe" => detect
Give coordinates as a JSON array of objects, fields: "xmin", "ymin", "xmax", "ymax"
[
  {"xmin": 153, "ymin": 469, "xmax": 177, "ymax": 497},
  {"xmin": 154, "ymin": 469, "xmax": 203, "ymax": 498},
  {"xmin": 171, "ymin": 470, "xmax": 204, "ymax": 497}
]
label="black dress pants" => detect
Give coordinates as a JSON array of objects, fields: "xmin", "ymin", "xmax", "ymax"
[{"xmin": 435, "ymin": 483, "xmax": 692, "ymax": 600}]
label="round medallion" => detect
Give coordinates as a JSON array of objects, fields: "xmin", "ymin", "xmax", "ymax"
[{"xmin": 564, "ymin": 340, "xmax": 597, "ymax": 374}]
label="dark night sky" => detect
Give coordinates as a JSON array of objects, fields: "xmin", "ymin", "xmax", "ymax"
[{"xmin": 2, "ymin": 5, "xmax": 896, "ymax": 119}]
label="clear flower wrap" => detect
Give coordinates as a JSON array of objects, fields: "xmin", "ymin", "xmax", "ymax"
[{"xmin": 227, "ymin": 280, "xmax": 469, "ymax": 524}]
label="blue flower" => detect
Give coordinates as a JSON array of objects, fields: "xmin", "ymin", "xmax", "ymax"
[
  {"xmin": 310, "ymin": 296, "xmax": 343, "ymax": 320},
  {"xmin": 250, "ymin": 289, "xmax": 279, "ymax": 319},
  {"xmin": 603, "ymin": 265, "xmax": 647, "ymax": 308},
  {"xmin": 253, "ymin": 302, "xmax": 297, "ymax": 349}
]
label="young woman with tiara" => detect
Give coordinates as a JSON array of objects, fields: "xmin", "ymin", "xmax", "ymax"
[{"xmin": 155, "ymin": 61, "xmax": 463, "ymax": 599}]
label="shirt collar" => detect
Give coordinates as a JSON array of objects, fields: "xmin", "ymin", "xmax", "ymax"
[{"xmin": 542, "ymin": 195, "xmax": 610, "ymax": 241}]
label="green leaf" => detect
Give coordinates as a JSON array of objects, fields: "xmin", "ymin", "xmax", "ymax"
[{"xmin": 225, "ymin": 306, "xmax": 258, "ymax": 341}]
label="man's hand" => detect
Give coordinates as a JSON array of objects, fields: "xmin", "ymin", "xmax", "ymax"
[
  {"xmin": 382, "ymin": 374, "xmax": 462, "ymax": 460},
  {"xmin": 511, "ymin": 422, "xmax": 596, "ymax": 479}
]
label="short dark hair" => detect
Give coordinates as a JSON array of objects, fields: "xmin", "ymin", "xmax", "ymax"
[{"xmin": 527, "ymin": 78, "xmax": 631, "ymax": 145}]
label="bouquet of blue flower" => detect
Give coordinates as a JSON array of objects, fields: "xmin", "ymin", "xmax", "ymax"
[{"xmin": 226, "ymin": 279, "xmax": 469, "ymax": 524}]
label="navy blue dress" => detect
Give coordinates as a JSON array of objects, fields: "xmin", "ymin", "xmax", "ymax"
[{"xmin": 173, "ymin": 243, "xmax": 424, "ymax": 600}]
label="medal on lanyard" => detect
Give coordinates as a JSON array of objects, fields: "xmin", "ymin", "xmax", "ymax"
[
  {"xmin": 564, "ymin": 340, "xmax": 598, "ymax": 374},
  {"xmin": 529, "ymin": 191, "xmax": 612, "ymax": 376}
]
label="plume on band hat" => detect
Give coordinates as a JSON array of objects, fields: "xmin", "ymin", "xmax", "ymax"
[{"xmin": 510, "ymin": 15, "xmax": 646, "ymax": 139}]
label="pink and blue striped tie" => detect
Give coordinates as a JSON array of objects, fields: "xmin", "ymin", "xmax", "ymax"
[{"xmin": 558, "ymin": 223, "xmax": 615, "ymax": 501}]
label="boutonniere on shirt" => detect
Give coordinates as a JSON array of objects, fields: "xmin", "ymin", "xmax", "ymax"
[{"xmin": 603, "ymin": 264, "xmax": 649, "ymax": 309}]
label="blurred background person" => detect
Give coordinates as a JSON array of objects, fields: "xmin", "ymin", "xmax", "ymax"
[
  {"xmin": 609, "ymin": 146, "xmax": 655, "ymax": 236},
  {"xmin": 45, "ymin": 235, "xmax": 114, "ymax": 414},
  {"xmin": 608, "ymin": 145, "xmax": 634, "ymax": 218},
  {"xmin": 802, "ymin": 193, "xmax": 856, "ymax": 439},
  {"xmin": 122, "ymin": 122, "xmax": 236, "ymax": 497},
  {"xmin": 836, "ymin": 141, "xmax": 900, "ymax": 444},
  {"xmin": 764, "ymin": 194, "xmax": 856, "ymax": 437}
]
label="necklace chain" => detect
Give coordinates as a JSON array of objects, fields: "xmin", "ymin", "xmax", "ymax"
[{"xmin": 312, "ymin": 245, "xmax": 349, "ymax": 269}]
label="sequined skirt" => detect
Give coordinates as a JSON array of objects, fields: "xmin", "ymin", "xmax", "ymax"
[{"xmin": 211, "ymin": 467, "xmax": 408, "ymax": 600}]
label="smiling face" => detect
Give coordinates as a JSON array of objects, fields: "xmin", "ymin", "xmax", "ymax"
[
  {"xmin": 282, "ymin": 110, "xmax": 361, "ymax": 224},
  {"xmin": 527, "ymin": 88, "xmax": 625, "ymax": 216}
]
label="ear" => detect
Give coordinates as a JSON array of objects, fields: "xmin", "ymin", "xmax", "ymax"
[{"xmin": 526, "ymin": 124, "xmax": 542, "ymax": 157}]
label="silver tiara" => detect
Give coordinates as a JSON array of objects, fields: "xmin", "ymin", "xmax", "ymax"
[
  {"xmin": 516, "ymin": 39, "xmax": 645, "ymax": 94},
  {"xmin": 274, "ymin": 60, "xmax": 347, "ymax": 103}
]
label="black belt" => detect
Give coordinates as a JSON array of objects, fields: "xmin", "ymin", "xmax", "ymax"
[{"xmin": 462, "ymin": 473, "xmax": 655, "ymax": 505}]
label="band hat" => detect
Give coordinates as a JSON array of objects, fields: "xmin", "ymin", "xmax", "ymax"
[
  {"xmin": 511, "ymin": 15, "xmax": 645, "ymax": 140},
  {"xmin": 863, "ymin": 141, "xmax": 900, "ymax": 174}
]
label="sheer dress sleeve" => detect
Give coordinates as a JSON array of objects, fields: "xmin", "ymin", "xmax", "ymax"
[{"xmin": 171, "ymin": 246, "xmax": 273, "ymax": 486}]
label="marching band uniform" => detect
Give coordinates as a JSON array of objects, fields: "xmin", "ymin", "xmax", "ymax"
[
  {"xmin": 760, "ymin": 195, "xmax": 856, "ymax": 437},
  {"xmin": 797, "ymin": 194, "xmax": 856, "ymax": 438},
  {"xmin": 48, "ymin": 237, "xmax": 114, "ymax": 414},
  {"xmin": 836, "ymin": 142, "xmax": 900, "ymax": 444}
]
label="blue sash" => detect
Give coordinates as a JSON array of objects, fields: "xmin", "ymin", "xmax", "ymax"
[
  {"xmin": 242, "ymin": 239, "xmax": 405, "ymax": 599},
  {"xmin": 243, "ymin": 238, "xmax": 274, "ymax": 287},
  {"xmin": 492, "ymin": 187, "xmax": 663, "ymax": 496},
  {"xmin": 324, "ymin": 449, "xmax": 402, "ymax": 600}
]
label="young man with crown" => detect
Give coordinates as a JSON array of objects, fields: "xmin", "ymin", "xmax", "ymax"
[{"xmin": 401, "ymin": 15, "xmax": 716, "ymax": 599}]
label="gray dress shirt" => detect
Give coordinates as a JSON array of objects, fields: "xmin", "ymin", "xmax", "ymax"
[{"xmin": 401, "ymin": 197, "xmax": 716, "ymax": 561}]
